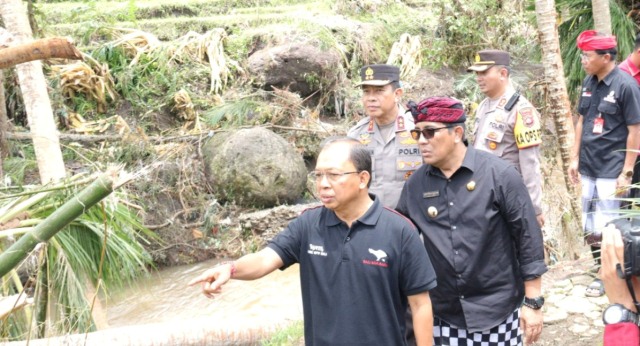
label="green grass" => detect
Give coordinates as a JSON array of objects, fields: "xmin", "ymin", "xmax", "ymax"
[{"xmin": 261, "ymin": 320, "xmax": 304, "ymax": 346}]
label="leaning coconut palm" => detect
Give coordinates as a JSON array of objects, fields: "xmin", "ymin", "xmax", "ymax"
[{"xmin": 0, "ymin": 168, "xmax": 156, "ymax": 341}]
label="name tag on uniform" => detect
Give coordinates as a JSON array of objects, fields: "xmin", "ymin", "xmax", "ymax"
[
  {"xmin": 593, "ymin": 116, "xmax": 604, "ymax": 134},
  {"xmin": 423, "ymin": 191, "xmax": 439, "ymax": 198}
]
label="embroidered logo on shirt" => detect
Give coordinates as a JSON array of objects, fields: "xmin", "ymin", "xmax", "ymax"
[
  {"xmin": 363, "ymin": 248, "xmax": 389, "ymax": 267},
  {"xmin": 308, "ymin": 244, "xmax": 327, "ymax": 257},
  {"xmin": 603, "ymin": 90, "xmax": 616, "ymax": 103}
]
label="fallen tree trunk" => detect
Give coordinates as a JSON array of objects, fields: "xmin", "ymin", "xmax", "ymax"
[
  {"xmin": 0, "ymin": 317, "xmax": 294, "ymax": 346},
  {"xmin": 0, "ymin": 37, "xmax": 82, "ymax": 69},
  {"xmin": 4, "ymin": 123, "xmax": 331, "ymax": 144},
  {"xmin": 5, "ymin": 131, "xmax": 206, "ymax": 143}
]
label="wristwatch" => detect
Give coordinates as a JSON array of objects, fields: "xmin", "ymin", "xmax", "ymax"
[
  {"xmin": 523, "ymin": 296, "xmax": 545, "ymax": 310},
  {"xmin": 603, "ymin": 304, "xmax": 640, "ymax": 325},
  {"xmin": 622, "ymin": 169, "xmax": 634, "ymax": 179}
]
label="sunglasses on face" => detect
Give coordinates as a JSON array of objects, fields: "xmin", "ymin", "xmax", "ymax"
[{"xmin": 409, "ymin": 126, "xmax": 453, "ymax": 140}]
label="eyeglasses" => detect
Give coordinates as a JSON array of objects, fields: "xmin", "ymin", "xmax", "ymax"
[
  {"xmin": 409, "ymin": 126, "xmax": 452, "ymax": 140},
  {"xmin": 580, "ymin": 52, "xmax": 603, "ymax": 61},
  {"xmin": 308, "ymin": 171, "xmax": 360, "ymax": 183}
]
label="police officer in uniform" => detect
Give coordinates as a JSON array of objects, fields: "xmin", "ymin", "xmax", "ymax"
[
  {"xmin": 347, "ymin": 64, "xmax": 421, "ymax": 209},
  {"xmin": 468, "ymin": 49, "xmax": 545, "ymax": 227}
]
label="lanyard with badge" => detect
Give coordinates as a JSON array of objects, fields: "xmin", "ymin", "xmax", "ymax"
[{"xmin": 593, "ymin": 113, "xmax": 604, "ymax": 134}]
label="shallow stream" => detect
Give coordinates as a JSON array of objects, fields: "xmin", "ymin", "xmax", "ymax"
[{"xmin": 105, "ymin": 259, "xmax": 303, "ymax": 330}]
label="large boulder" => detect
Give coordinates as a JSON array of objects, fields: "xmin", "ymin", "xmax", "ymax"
[
  {"xmin": 203, "ymin": 127, "xmax": 307, "ymax": 208},
  {"xmin": 247, "ymin": 42, "xmax": 343, "ymax": 105}
]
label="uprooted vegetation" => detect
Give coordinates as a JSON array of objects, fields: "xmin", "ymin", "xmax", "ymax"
[
  {"xmin": 1, "ymin": 0, "xmax": 584, "ymax": 269},
  {"xmin": 3, "ymin": 0, "xmax": 443, "ymax": 267}
]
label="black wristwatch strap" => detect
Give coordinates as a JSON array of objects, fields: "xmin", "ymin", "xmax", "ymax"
[{"xmin": 523, "ymin": 296, "xmax": 544, "ymax": 310}]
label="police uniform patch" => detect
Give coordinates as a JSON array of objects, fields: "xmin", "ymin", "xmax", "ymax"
[
  {"xmin": 365, "ymin": 67, "xmax": 374, "ymax": 80},
  {"xmin": 397, "ymin": 117, "xmax": 405, "ymax": 131},
  {"xmin": 404, "ymin": 171, "xmax": 413, "ymax": 180},
  {"xmin": 359, "ymin": 133, "xmax": 371, "ymax": 145},
  {"xmin": 515, "ymin": 107, "xmax": 542, "ymax": 149},
  {"xmin": 489, "ymin": 141, "xmax": 497, "ymax": 150},
  {"xmin": 367, "ymin": 120, "xmax": 375, "ymax": 132},
  {"xmin": 498, "ymin": 98, "xmax": 507, "ymax": 108},
  {"xmin": 401, "ymin": 137, "xmax": 418, "ymax": 145},
  {"xmin": 519, "ymin": 107, "xmax": 535, "ymax": 128}
]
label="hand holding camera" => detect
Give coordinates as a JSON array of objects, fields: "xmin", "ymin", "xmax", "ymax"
[
  {"xmin": 601, "ymin": 220, "xmax": 639, "ymax": 313},
  {"xmin": 600, "ymin": 221, "xmax": 640, "ymax": 344}
]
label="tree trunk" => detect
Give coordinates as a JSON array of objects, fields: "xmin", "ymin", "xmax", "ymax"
[
  {"xmin": 0, "ymin": 0, "xmax": 66, "ymax": 184},
  {"xmin": 0, "ymin": 70, "xmax": 8, "ymax": 179},
  {"xmin": 592, "ymin": 0, "xmax": 612, "ymax": 34},
  {"xmin": 534, "ymin": 0, "xmax": 582, "ymax": 259},
  {"xmin": 0, "ymin": 37, "xmax": 83, "ymax": 69}
]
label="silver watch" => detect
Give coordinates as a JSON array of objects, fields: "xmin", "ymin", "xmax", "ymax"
[{"xmin": 603, "ymin": 304, "xmax": 640, "ymax": 325}]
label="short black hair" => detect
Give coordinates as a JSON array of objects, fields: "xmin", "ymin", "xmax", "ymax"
[
  {"xmin": 595, "ymin": 47, "xmax": 617, "ymax": 60},
  {"xmin": 320, "ymin": 136, "xmax": 372, "ymax": 187},
  {"xmin": 447, "ymin": 122, "xmax": 467, "ymax": 142},
  {"xmin": 494, "ymin": 65, "xmax": 511, "ymax": 76}
]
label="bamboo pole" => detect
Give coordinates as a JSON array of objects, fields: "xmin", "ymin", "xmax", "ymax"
[{"xmin": 0, "ymin": 170, "xmax": 118, "ymax": 279}]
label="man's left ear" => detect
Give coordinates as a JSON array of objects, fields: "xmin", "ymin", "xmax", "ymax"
[
  {"xmin": 360, "ymin": 171, "xmax": 371, "ymax": 189},
  {"xmin": 454, "ymin": 126, "xmax": 464, "ymax": 143},
  {"xmin": 394, "ymin": 87, "xmax": 404, "ymax": 98}
]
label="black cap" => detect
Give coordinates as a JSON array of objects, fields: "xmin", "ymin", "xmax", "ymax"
[
  {"xmin": 467, "ymin": 49, "xmax": 510, "ymax": 72},
  {"xmin": 358, "ymin": 64, "xmax": 400, "ymax": 86}
]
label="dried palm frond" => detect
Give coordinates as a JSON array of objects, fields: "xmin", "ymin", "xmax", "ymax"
[
  {"xmin": 387, "ymin": 33, "xmax": 422, "ymax": 79},
  {"xmin": 51, "ymin": 55, "xmax": 116, "ymax": 113},
  {"xmin": 172, "ymin": 89, "xmax": 196, "ymax": 121},
  {"xmin": 66, "ymin": 113, "xmax": 127, "ymax": 135},
  {"xmin": 169, "ymin": 29, "xmax": 243, "ymax": 95},
  {"xmin": 172, "ymin": 89, "xmax": 201, "ymax": 132},
  {"xmin": 109, "ymin": 28, "xmax": 162, "ymax": 66}
]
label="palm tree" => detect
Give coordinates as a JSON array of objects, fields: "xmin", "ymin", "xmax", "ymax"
[
  {"xmin": 534, "ymin": 0, "xmax": 582, "ymax": 258},
  {"xmin": 0, "ymin": 0, "xmax": 66, "ymax": 184},
  {"xmin": 592, "ymin": 0, "xmax": 612, "ymax": 34}
]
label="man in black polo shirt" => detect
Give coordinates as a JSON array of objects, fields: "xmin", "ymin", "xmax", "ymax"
[
  {"xmin": 189, "ymin": 137, "xmax": 437, "ymax": 346},
  {"xmin": 568, "ymin": 30, "xmax": 640, "ymax": 298},
  {"xmin": 397, "ymin": 97, "xmax": 547, "ymax": 345}
]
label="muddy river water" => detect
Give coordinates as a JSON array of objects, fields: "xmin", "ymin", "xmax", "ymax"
[{"xmin": 105, "ymin": 259, "xmax": 303, "ymax": 331}]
